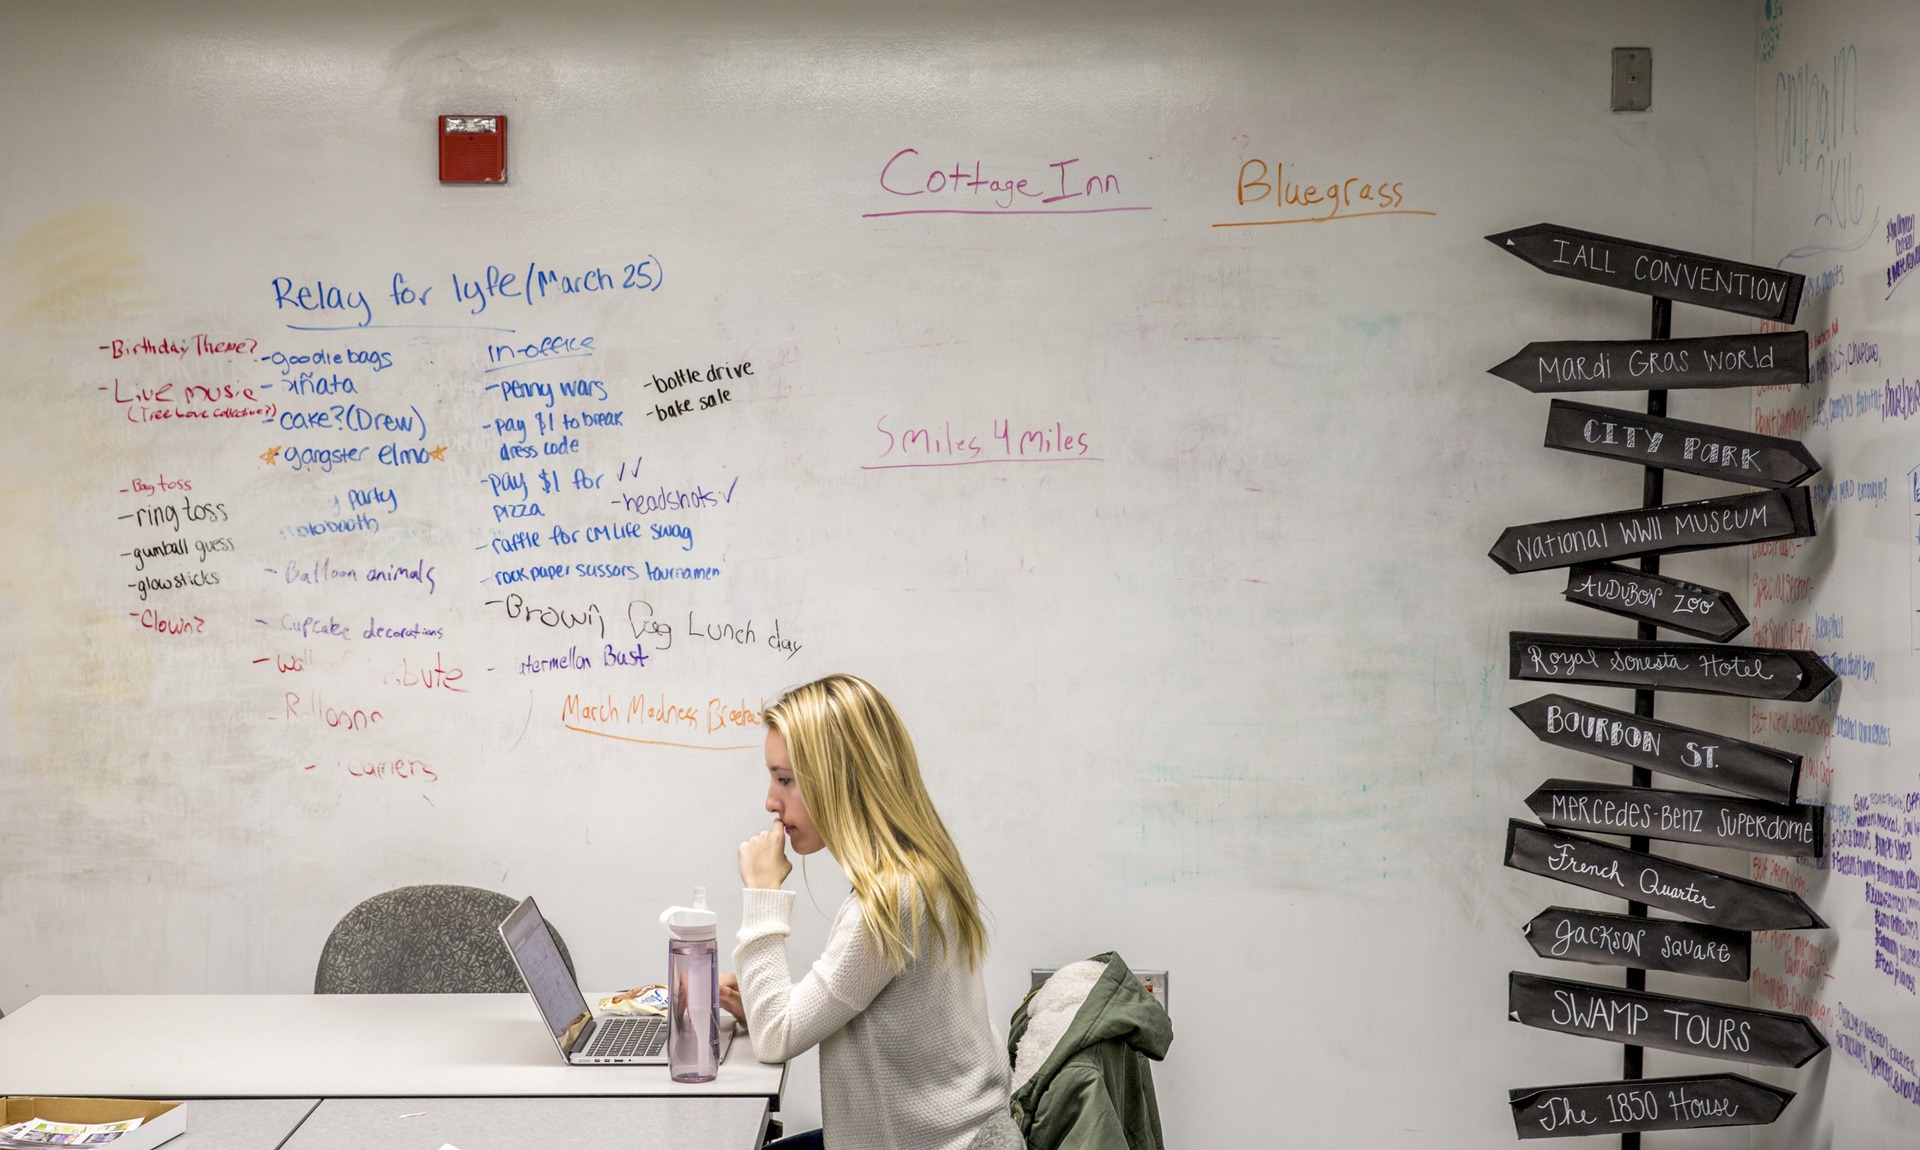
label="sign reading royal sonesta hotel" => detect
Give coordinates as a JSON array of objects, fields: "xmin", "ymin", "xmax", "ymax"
[{"xmin": 1487, "ymin": 224, "xmax": 1806, "ymax": 323}]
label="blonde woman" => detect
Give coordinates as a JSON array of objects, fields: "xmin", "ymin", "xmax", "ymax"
[{"xmin": 718, "ymin": 674, "xmax": 1020, "ymax": 1150}]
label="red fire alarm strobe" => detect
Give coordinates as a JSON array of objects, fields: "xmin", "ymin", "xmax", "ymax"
[{"xmin": 439, "ymin": 115, "xmax": 507, "ymax": 183}]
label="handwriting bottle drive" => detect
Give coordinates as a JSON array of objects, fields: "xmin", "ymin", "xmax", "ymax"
[{"xmin": 660, "ymin": 888, "xmax": 721, "ymax": 1082}]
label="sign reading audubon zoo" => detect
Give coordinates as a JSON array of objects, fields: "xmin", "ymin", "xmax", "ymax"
[
  {"xmin": 1524, "ymin": 779, "xmax": 1824, "ymax": 856},
  {"xmin": 1503, "ymin": 821, "xmax": 1825, "ymax": 931},
  {"xmin": 1510, "ymin": 694, "xmax": 1801, "ymax": 803},
  {"xmin": 1562, "ymin": 564, "xmax": 1747, "ymax": 642},
  {"xmin": 1508, "ymin": 632, "xmax": 1838, "ymax": 702},
  {"xmin": 1488, "ymin": 488, "xmax": 1815, "ymax": 573},
  {"xmin": 1522, "ymin": 906, "xmax": 1750, "ymax": 980},
  {"xmin": 1543, "ymin": 400, "xmax": 1820, "ymax": 489},
  {"xmin": 1507, "ymin": 972, "xmax": 1830, "ymax": 1068},
  {"xmin": 1508, "ymin": 1074, "xmax": 1794, "ymax": 1140},
  {"xmin": 1486, "ymin": 223, "xmax": 1806, "ymax": 323},
  {"xmin": 1487, "ymin": 331, "xmax": 1809, "ymax": 393}
]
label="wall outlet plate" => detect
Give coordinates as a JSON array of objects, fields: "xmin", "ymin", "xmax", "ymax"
[
  {"xmin": 1031, "ymin": 966, "xmax": 1170, "ymax": 1014},
  {"xmin": 1612, "ymin": 47, "xmax": 1652, "ymax": 112}
]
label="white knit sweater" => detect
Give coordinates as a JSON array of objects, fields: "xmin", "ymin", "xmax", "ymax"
[{"xmin": 734, "ymin": 887, "xmax": 1015, "ymax": 1150}]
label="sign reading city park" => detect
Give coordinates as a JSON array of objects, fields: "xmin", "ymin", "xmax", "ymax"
[
  {"xmin": 1487, "ymin": 488, "xmax": 1815, "ymax": 573},
  {"xmin": 1562, "ymin": 564, "xmax": 1747, "ymax": 642},
  {"xmin": 1488, "ymin": 331, "xmax": 1809, "ymax": 393},
  {"xmin": 1508, "ymin": 1074, "xmax": 1795, "ymax": 1140},
  {"xmin": 1486, "ymin": 223, "xmax": 1806, "ymax": 323},
  {"xmin": 1524, "ymin": 779, "xmax": 1825, "ymax": 856},
  {"xmin": 1509, "ymin": 694, "xmax": 1801, "ymax": 803},
  {"xmin": 1522, "ymin": 906, "xmax": 1750, "ymax": 980},
  {"xmin": 1508, "ymin": 632, "xmax": 1838, "ymax": 702},
  {"xmin": 1507, "ymin": 973, "xmax": 1830, "ymax": 1068},
  {"xmin": 1504, "ymin": 821, "xmax": 1826, "ymax": 931},
  {"xmin": 1543, "ymin": 400, "xmax": 1821, "ymax": 489}
]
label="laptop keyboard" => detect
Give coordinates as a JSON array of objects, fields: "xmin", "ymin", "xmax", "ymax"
[{"xmin": 587, "ymin": 1014, "xmax": 667, "ymax": 1058}]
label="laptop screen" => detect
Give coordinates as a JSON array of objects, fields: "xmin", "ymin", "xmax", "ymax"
[{"xmin": 499, "ymin": 896, "xmax": 592, "ymax": 1055}]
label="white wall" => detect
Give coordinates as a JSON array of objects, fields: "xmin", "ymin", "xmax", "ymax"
[{"xmin": 0, "ymin": 2, "xmax": 1776, "ymax": 1144}]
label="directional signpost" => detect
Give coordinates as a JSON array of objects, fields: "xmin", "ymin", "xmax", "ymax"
[
  {"xmin": 1486, "ymin": 224, "xmax": 1806, "ymax": 323},
  {"xmin": 1522, "ymin": 907, "xmax": 1749, "ymax": 980},
  {"xmin": 1504, "ymin": 821, "xmax": 1825, "ymax": 931},
  {"xmin": 1543, "ymin": 400, "xmax": 1821, "ymax": 488},
  {"xmin": 1488, "ymin": 222, "xmax": 1823, "ymax": 1144},
  {"xmin": 1488, "ymin": 331, "xmax": 1810, "ymax": 393},
  {"xmin": 1488, "ymin": 487, "xmax": 1815, "ymax": 573},
  {"xmin": 1509, "ymin": 631, "xmax": 1837, "ymax": 701},
  {"xmin": 1563, "ymin": 564, "xmax": 1747, "ymax": 643},
  {"xmin": 1508, "ymin": 972, "xmax": 1830, "ymax": 1068},
  {"xmin": 1509, "ymin": 1075, "xmax": 1795, "ymax": 1139},
  {"xmin": 1525, "ymin": 779, "xmax": 1824, "ymax": 856},
  {"xmin": 1510, "ymin": 694, "xmax": 1801, "ymax": 803}
]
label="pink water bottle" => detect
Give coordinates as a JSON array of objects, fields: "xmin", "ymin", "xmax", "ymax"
[{"xmin": 660, "ymin": 887, "xmax": 720, "ymax": 1082}]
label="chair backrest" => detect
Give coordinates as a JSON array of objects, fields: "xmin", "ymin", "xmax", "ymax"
[{"xmin": 315, "ymin": 884, "xmax": 577, "ymax": 994}]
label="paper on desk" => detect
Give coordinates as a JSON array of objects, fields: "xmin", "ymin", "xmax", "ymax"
[{"xmin": 0, "ymin": 1118, "xmax": 145, "ymax": 1147}]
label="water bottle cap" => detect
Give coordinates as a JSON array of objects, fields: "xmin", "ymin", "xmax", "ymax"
[{"xmin": 660, "ymin": 888, "xmax": 719, "ymax": 939}]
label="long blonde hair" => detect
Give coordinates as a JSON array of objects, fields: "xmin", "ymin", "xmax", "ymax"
[{"xmin": 765, "ymin": 674, "xmax": 988, "ymax": 972}]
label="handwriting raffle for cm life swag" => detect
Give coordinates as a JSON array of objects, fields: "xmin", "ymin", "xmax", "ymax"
[{"xmin": 1484, "ymin": 222, "xmax": 1822, "ymax": 1139}]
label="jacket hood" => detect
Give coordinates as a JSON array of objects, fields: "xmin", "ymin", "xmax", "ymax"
[{"xmin": 1008, "ymin": 951, "xmax": 1173, "ymax": 1107}]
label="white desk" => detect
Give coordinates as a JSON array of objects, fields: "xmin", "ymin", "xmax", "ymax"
[
  {"xmin": 159, "ymin": 1099, "xmax": 320, "ymax": 1150},
  {"xmin": 283, "ymin": 1097, "xmax": 767, "ymax": 1150},
  {"xmin": 0, "ymin": 995, "xmax": 783, "ymax": 1100}
]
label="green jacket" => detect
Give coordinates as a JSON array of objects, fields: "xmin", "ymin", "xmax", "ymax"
[{"xmin": 1008, "ymin": 953, "xmax": 1173, "ymax": 1150}]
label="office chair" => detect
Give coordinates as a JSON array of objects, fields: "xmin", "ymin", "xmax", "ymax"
[{"xmin": 315, "ymin": 884, "xmax": 576, "ymax": 994}]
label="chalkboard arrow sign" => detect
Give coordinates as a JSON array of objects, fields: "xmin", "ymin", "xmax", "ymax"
[
  {"xmin": 1511, "ymin": 694, "xmax": 1800, "ymax": 803},
  {"xmin": 1526, "ymin": 779, "xmax": 1825, "ymax": 856},
  {"xmin": 1545, "ymin": 400, "xmax": 1821, "ymax": 489},
  {"xmin": 1489, "ymin": 331, "xmax": 1809, "ymax": 393},
  {"xmin": 1508, "ymin": 972, "xmax": 1829, "ymax": 1067},
  {"xmin": 1509, "ymin": 1073, "xmax": 1793, "ymax": 1139},
  {"xmin": 1488, "ymin": 488, "xmax": 1815, "ymax": 573},
  {"xmin": 1510, "ymin": 632, "xmax": 1837, "ymax": 702},
  {"xmin": 1505, "ymin": 820, "xmax": 1826, "ymax": 930},
  {"xmin": 1523, "ymin": 906, "xmax": 1750, "ymax": 980},
  {"xmin": 1486, "ymin": 223, "xmax": 1805, "ymax": 323},
  {"xmin": 1564, "ymin": 564, "xmax": 1747, "ymax": 642}
]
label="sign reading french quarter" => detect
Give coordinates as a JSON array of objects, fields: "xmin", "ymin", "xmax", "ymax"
[
  {"xmin": 1486, "ymin": 224, "xmax": 1806, "ymax": 323},
  {"xmin": 1508, "ymin": 1074, "xmax": 1794, "ymax": 1139},
  {"xmin": 1543, "ymin": 400, "xmax": 1821, "ymax": 489},
  {"xmin": 1488, "ymin": 488, "xmax": 1815, "ymax": 573},
  {"xmin": 1488, "ymin": 331, "xmax": 1809, "ymax": 393},
  {"xmin": 1507, "ymin": 972, "xmax": 1829, "ymax": 1068},
  {"xmin": 1510, "ymin": 694, "xmax": 1801, "ymax": 803},
  {"xmin": 1525, "ymin": 779, "xmax": 1824, "ymax": 856},
  {"xmin": 1508, "ymin": 632, "xmax": 1837, "ymax": 702},
  {"xmin": 1562, "ymin": 563, "xmax": 1747, "ymax": 643},
  {"xmin": 1522, "ymin": 906, "xmax": 1750, "ymax": 980},
  {"xmin": 1504, "ymin": 821, "xmax": 1826, "ymax": 931}
]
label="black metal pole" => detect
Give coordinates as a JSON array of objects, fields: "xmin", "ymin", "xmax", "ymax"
[{"xmin": 1621, "ymin": 295, "xmax": 1671, "ymax": 1150}]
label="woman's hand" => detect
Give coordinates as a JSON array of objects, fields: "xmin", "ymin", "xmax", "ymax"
[
  {"xmin": 740, "ymin": 817, "xmax": 793, "ymax": 890},
  {"xmin": 719, "ymin": 971, "xmax": 745, "ymax": 1027}
]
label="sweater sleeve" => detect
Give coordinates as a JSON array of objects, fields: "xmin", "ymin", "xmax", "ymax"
[{"xmin": 732, "ymin": 887, "xmax": 896, "ymax": 1064}]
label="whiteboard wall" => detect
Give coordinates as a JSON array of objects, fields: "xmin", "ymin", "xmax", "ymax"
[
  {"xmin": 3, "ymin": 1, "xmax": 1884, "ymax": 1145},
  {"xmin": 1750, "ymin": 1, "xmax": 1920, "ymax": 1144}
]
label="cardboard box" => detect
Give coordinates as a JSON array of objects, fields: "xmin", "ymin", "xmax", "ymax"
[{"xmin": 1, "ymin": 1097, "xmax": 186, "ymax": 1150}]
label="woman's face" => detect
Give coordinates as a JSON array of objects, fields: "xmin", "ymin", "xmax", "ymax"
[{"xmin": 765, "ymin": 729, "xmax": 826, "ymax": 855}]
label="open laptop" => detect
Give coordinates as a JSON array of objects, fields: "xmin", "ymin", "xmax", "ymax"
[{"xmin": 498, "ymin": 895, "xmax": 735, "ymax": 1066}]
